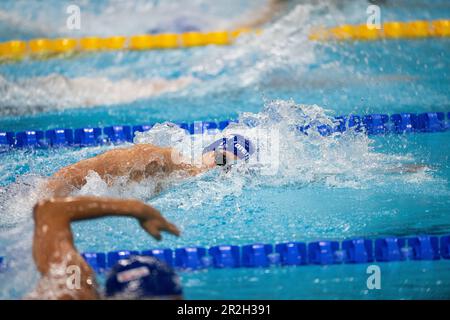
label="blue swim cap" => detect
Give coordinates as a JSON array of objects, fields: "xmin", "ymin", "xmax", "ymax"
[
  {"xmin": 105, "ymin": 256, "xmax": 182, "ymax": 299},
  {"xmin": 203, "ymin": 134, "xmax": 255, "ymax": 161}
]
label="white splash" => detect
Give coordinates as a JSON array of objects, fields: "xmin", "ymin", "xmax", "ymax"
[
  {"xmin": 187, "ymin": 3, "xmax": 318, "ymax": 92},
  {"xmin": 133, "ymin": 100, "xmax": 431, "ymax": 211},
  {"xmin": 0, "ymin": 75, "xmax": 194, "ymax": 116}
]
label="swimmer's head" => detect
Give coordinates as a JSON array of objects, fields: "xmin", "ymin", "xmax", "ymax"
[
  {"xmin": 105, "ymin": 256, "xmax": 183, "ymax": 300},
  {"xmin": 203, "ymin": 134, "xmax": 255, "ymax": 167}
]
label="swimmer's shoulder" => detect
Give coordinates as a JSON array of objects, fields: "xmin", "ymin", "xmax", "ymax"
[
  {"xmin": 98, "ymin": 143, "xmax": 173, "ymax": 162},
  {"xmin": 98, "ymin": 143, "xmax": 154, "ymax": 156},
  {"xmin": 131, "ymin": 143, "xmax": 173, "ymax": 153}
]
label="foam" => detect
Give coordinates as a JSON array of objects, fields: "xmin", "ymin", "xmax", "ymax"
[
  {"xmin": 133, "ymin": 100, "xmax": 437, "ymax": 210},
  {"xmin": 0, "ymin": 75, "xmax": 194, "ymax": 116}
]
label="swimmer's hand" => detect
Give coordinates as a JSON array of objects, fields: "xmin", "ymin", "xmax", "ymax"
[
  {"xmin": 138, "ymin": 206, "xmax": 180, "ymax": 241},
  {"xmin": 31, "ymin": 196, "xmax": 180, "ymax": 299},
  {"xmin": 34, "ymin": 196, "xmax": 181, "ymax": 241}
]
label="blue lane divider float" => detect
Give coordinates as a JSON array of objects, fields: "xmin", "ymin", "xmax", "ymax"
[
  {"xmin": 275, "ymin": 242, "xmax": 307, "ymax": 266},
  {"xmin": 46, "ymin": 129, "xmax": 74, "ymax": 146},
  {"xmin": 141, "ymin": 248, "xmax": 174, "ymax": 266},
  {"xmin": 175, "ymin": 247, "xmax": 207, "ymax": 269},
  {"xmin": 342, "ymin": 238, "xmax": 373, "ymax": 263},
  {"xmin": 1, "ymin": 234, "xmax": 449, "ymax": 273},
  {"xmin": 441, "ymin": 235, "xmax": 450, "ymax": 259},
  {"xmin": 209, "ymin": 245, "xmax": 240, "ymax": 268},
  {"xmin": 308, "ymin": 241, "xmax": 340, "ymax": 265},
  {"xmin": 374, "ymin": 237, "xmax": 406, "ymax": 261},
  {"xmin": 76, "ymin": 234, "xmax": 450, "ymax": 273},
  {"xmin": 74, "ymin": 127, "xmax": 102, "ymax": 146},
  {"xmin": 408, "ymin": 236, "xmax": 440, "ymax": 260},
  {"xmin": 15, "ymin": 130, "xmax": 44, "ymax": 148},
  {"xmin": 242, "ymin": 244, "xmax": 273, "ymax": 268},
  {"xmin": 1, "ymin": 111, "xmax": 450, "ymax": 151},
  {"xmin": 81, "ymin": 252, "xmax": 106, "ymax": 273}
]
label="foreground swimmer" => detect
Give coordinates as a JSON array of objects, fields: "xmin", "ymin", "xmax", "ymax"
[
  {"xmin": 29, "ymin": 196, "xmax": 182, "ymax": 300},
  {"xmin": 47, "ymin": 134, "xmax": 254, "ymax": 196}
]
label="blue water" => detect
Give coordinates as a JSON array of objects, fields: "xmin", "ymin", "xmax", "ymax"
[{"xmin": 1, "ymin": 0, "xmax": 450, "ymax": 299}]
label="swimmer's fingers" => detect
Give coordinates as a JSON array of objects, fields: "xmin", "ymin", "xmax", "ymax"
[
  {"xmin": 140, "ymin": 220, "xmax": 162, "ymax": 240},
  {"xmin": 149, "ymin": 225, "xmax": 162, "ymax": 241},
  {"xmin": 161, "ymin": 220, "xmax": 181, "ymax": 237},
  {"xmin": 154, "ymin": 219, "xmax": 181, "ymax": 238},
  {"xmin": 139, "ymin": 204, "xmax": 178, "ymax": 239},
  {"xmin": 140, "ymin": 218, "xmax": 180, "ymax": 240}
]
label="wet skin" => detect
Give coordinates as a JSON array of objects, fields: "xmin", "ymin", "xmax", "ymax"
[
  {"xmin": 30, "ymin": 196, "xmax": 180, "ymax": 300},
  {"xmin": 46, "ymin": 143, "xmax": 226, "ymax": 197}
]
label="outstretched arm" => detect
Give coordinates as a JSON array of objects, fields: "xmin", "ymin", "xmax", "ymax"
[
  {"xmin": 236, "ymin": 0, "xmax": 288, "ymax": 29},
  {"xmin": 31, "ymin": 196, "xmax": 180, "ymax": 300},
  {"xmin": 46, "ymin": 155, "xmax": 103, "ymax": 197},
  {"xmin": 46, "ymin": 144, "xmax": 189, "ymax": 197},
  {"xmin": 46, "ymin": 165, "xmax": 89, "ymax": 197},
  {"xmin": 46, "ymin": 144, "xmax": 217, "ymax": 197}
]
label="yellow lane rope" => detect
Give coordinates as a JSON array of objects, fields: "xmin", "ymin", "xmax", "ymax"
[
  {"xmin": 0, "ymin": 28, "xmax": 257, "ymax": 62},
  {"xmin": 0, "ymin": 19, "xmax": 449, "ymax": 62},
  {"xmin": 309, "ymin": 19, "xmax": 450, "ymax": 41}
]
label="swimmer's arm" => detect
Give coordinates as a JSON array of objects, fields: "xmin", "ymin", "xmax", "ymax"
[
  {"xmin": 47, "ymin": 145, "xmax": 155, "ymax": 196},
  {"xmin": 236, "ymin": 0, "xmax": 287, "ymax": 29},
  {"xmin": 46, "ymin": 149, "xmax": 123, "ymax": 196},
  {"xmin": 386, "ymin": 164, "xmax": 429, "ymax": 174},
  {"xmin": 32, "ymin": 196, "xmax": 180, "ymax": 300},
  {"xmin": 46, "ymin": 172, "xmax": 83, "ymax": 197},
  {"xmin": 167, "ymin": 148, "xmax": 215, "ymax": 176},
  {"xmin": 46, "ymin": 160, "xmax": 96, "ymax": 197},
  {"xmin": 172, "ymin": 162, "xmax": 211, "ymax": 176}
]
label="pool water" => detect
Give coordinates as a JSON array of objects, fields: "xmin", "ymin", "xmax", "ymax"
[{"xmin": 1, "ymin": 0, "xmax": 450, "ymax": 299}]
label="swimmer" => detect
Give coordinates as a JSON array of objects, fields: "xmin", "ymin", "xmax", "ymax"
[
  {"xmin": 28, "ymin": 196, "xmax": 182, "ymax": 300},
  {"xmin": 47, "ymin": 134, "xmax": 255, "ymax": 196},
  {"xmin": 237, "ymin": 0, "xmax": 386, "ymax": 30},
  {"xmin": 236, "ymin": 0, "xmax": 289, "ymax": 29}
]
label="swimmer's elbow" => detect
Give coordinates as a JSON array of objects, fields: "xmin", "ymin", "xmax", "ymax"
[
  {"xmin": 33, "ymin": 198, "xmax": 73, "ymax": 228},
  {"xmin": 47, "ymin": 168, "xmax": 84, "ymax": 196},
  {"xmin": 32, "ymin": 199, "xmax": 53, "ymax": 223},
  {"xmin": 33, "ymin": 200, "xmax": 48, "ymax": 226}
]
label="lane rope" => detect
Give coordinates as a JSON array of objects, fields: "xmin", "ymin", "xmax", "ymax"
[
  {"xmin": 1, "ymin": 19, "xmax": 449, "ymax": 63},
  {"xmin": 310, "ymin": 19, "xmax": 450, "ymax": 41},
  {"xmin": 1, "ymin": 111, "xmax": 449, "ymax": 151},
  {"xmin": 1, "ymin": 234, "xmax": 449, "ymax": 273},
  {"xmin": 0, "ymin": 28, "xmax": 259, "ymax": 62}
]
